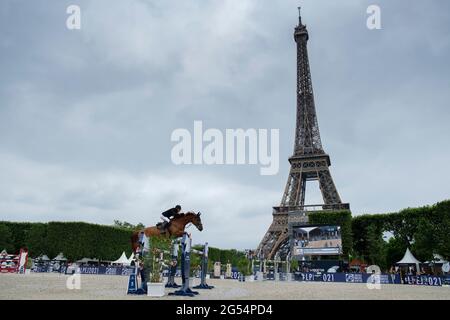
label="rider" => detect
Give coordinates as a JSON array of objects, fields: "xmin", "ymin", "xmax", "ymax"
[{"xmin": 160, "ymin": 205, "xmax": 182, "ymax": 230}]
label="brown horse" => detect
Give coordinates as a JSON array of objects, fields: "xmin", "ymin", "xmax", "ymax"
[{"xmin": 131, "ymin": 212, "xmax": 203, "ymax": 253}]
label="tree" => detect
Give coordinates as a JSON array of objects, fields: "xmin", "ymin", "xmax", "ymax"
[
  {"xmin": 413, "ymin": 218, "xmax": 436, "ymax": 262},
  {"xmin": 385, "ymin": 208, "xmax": 423, "ymax": 246},
  {"xmin": 384, "ymin": 237, "xmax": 407, "ymax": 268},
  {"xmin": 236, "ymin": 258, "xmax": 251, "ymax": 276},
  {"xmin": 290, "ymin": 259, "xmax": 299, "ymax": 272},
  {"xmin": 113, "ymin": 220, "xmax": 145, "ymax": 231},
  {"xmin": 366, "ymin": 224, "xmax": 387, "ymax": 270},
  {"xmin": 432, "ymin": 200, "xmax": 450, "ymax": 260},
  {"xmin": 412, "ymin": 201, "xmax": 450, "ymax": 261}
]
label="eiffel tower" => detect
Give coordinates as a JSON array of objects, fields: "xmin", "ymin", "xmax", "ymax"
[{"xmin": 257, "ymin": 8, "xmax": 350, "ymax": 259}]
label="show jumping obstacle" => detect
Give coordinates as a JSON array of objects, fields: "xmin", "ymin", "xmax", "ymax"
[
  {"xmin": 250, "ymin": 250, "xmax": 293, "ymax": 281},
  {"xmin": 168, "ymin": 233, "xmax": 214, "ymax": 296},
  {"xmin": 168, "ymin": 233, "xmax": 199, "ymax": 297},
  {"xmin": 128, "ymin": 228, "xmax": 213, "ymax": 296},
  {"xmin": 165, "ymin": 237, "xmax": 213, "ymax": 290},
  {"xmin": 128, "ymin": 211, "xmax": 204, "ymax": 295},
  {"xmin": 192, "ymin": 242, "xmax": 214, "ymax": 290},
  {"xmin": 165, "ymin": 239, "xmax": 180, "ymax": 288},
  {"xmin": 126, "ymin": 235, "xmax": 147, "ymax": 295}
]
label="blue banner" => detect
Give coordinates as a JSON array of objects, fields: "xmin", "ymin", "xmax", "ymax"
[
  {"xmin": 77, "ymin": 266, "xmax": 134, "ymax": 276},
  {"xmin": 32, "ymin": 265, "xmax": 134, "ymax": 276},
  {"xmin": 294, "ymin": 272, "xmax": 403, "ymax": 285},
  {"xmin": 402, "ymin": 275, "xmax": 443, "ymax": 286}
]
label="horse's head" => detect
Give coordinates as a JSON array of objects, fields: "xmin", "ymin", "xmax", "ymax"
[{"xmin": 186, "ymin": 211, "xmax": 203, "ymax": 231}]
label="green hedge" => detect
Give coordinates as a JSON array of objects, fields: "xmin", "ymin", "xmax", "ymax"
[
  {"xmin": 352, "ymin": 200, "xmax": 450, "ymax": 263},
  {"xmin": 0, "ymin": 220, "xmax": 248, "ymax": 268},
  {"xmin": 0, "ymin": 222, "xmax": 36, "ymax": 251},
  {"xmin": 0, "ymin": 221, "xmax": 132, "ymax": 261}
]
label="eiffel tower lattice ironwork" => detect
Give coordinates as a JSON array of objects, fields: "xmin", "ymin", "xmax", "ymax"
[{"xmin": 257, "ymin": 8, "xmax": 350, "ymax": 260}]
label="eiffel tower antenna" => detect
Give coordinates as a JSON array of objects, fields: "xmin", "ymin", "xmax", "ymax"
[
  {"xmin": 257, "ymin": 8, "xmax": 350, "ymax": 260},
  {"xmin": 298, "ymin": 6, "xmax": 302, "ymax": 25}
]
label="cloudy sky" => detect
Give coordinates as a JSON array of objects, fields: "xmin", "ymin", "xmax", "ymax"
[{"xmin": 1, "ymin": 0, "xmax": 449, "ymax": 249}]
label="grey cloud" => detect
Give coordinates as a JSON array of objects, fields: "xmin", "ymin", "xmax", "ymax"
[{"xmin": 0, "ymin": 0, "xmax": 449, "ymax": 249}]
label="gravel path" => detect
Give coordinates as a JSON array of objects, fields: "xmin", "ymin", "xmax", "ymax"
[{"xmin": 0, "ymin": 273, "xmax": 448, "ymax": 300}]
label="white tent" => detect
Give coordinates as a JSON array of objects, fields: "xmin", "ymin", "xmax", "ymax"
[
  {"xmin": 76, "ymin": 257, "xmax": 99, "ymax": 264},
  {"xmin": 112, "ymin": 252, "xmax": 130, "ymax": 265},
  {"xmin": 52, "ymin": 253, "xmax": 67, "ymax": 261},
  {"xmin": 396, "ymin": 248, "xmax": 421, "ymax": 271},
  {"xmin": 298, "ymin": 227, "xmax": 318, "ymax": 233},
  {"xmin": 39, "ymin": 254, "xmax": 51, "ymax": 261}
]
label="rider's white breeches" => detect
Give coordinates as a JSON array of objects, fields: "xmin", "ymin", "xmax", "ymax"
[{"xmin": 161, "ymin": 216, "xmax": 169, "ymax": 222}]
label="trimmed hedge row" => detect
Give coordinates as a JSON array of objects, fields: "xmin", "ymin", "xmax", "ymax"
[
  {"xmin": 352, "ymin": 200, "xmax": 450, "ymax": 262},
  {"xmin": 0, "ymin": 221, "xmax": 133, "ymax": 261},
  {"xmin": 0, "ymin": 220, "xmax": 248, "ymax": 266}
]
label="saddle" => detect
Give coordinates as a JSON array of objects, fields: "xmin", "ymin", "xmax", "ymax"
[{"xmin": 156, "ymin": 221, "xmax": 170, "ymax": 234}]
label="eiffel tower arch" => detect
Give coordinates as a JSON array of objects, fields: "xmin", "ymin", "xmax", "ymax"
[{"xmin": 257, "ymin": 8, "xmax": 350, "ymax": 260}]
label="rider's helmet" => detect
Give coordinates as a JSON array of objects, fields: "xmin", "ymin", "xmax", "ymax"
[{"xmin": 175, "ymin": 205, "xmax": 181, "ymax": 212}]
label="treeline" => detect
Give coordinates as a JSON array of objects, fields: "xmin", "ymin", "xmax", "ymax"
[
  {"xmin": 196, "ymin": 245, "xmax": 247, "ymax": 273},
  {"xmin": 352, "ymin": 200, "xmax": 450, "ymax": 270},
  {"xmin": 0, "ymin": 200, "xmax": 448, "ymax": 270}
]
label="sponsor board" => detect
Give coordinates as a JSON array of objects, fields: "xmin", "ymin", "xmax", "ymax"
[
  {"xmin": 293, "ymin": 272, "xmax": 444, "ymax": 286},
  {"xmin": 403, "ymin": 275, "xmax": 443, "ymax": 286},
  {"xmin": 32, "ymin": 265, "xmax": 134, "ymax": 276},
  {"xmin": 293, "ymin": 272, "xmax": 403, "ymax": 285}
]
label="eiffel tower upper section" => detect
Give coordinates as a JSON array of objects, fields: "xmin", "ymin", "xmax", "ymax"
[
  {"xmin": 278, "ymin": 7, "xmax": 349, "ymax": 212},
  {"xmin": 257, "ymin": 8, "xmax": 349, "ymax": 259},
  {"xmin": 292, "ymin": 10, "xmax": 324, "ymax": 158}
]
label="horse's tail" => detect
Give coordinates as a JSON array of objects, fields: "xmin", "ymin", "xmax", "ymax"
[{"xmin": 131, "ymin": 231, "xmax": 139, "ymax": 253}]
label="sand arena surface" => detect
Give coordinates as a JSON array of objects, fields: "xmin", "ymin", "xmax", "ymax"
[{"xmin": 0, "ymin": 273, "xmax": 449, "ymax": 300}]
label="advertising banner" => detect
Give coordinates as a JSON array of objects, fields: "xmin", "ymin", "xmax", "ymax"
[
  {"xmin": 32, "ymin": 265, "xmax": 134, "ymax": 276},
  {"xmin": 402, "ymin": 275, "xmax": 444, "ymax": 286},
  {"xmin": 294, "ymin": 272, "xmax": 403, "ymax": 285},
  {"xmin": 293, "ymin": 272, "xmax": 444, "ymax": 286}
]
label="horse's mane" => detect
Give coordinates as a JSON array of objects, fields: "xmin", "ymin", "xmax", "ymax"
[{"xmin": 173, "ymin": 211, "xmax": 196, "ymax": 219}]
